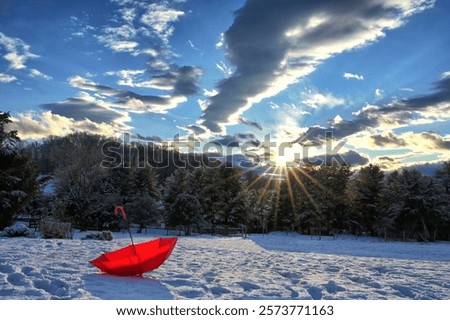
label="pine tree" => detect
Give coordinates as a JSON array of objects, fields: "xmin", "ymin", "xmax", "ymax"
[
  {"xmin": 383, "ymin": 169, "xmax": 447, "ymax": 241},
  {"xmin": 352, "ymin": 164, "xmax": 385, "ymax": 236},
  {"xmin": 436, "ymin": 161, "xmax": 450, "ymax": 194},
  {"xmin": 0, "ymin": 112, "xmax": 38, "ymax": 229},
  {"xmin": 163, "ymin": 168, "xmax": 192, "ymax": 227},
  {"xmin": 217, "ymin": 164, "xmax": 249, "ymax": 227}
]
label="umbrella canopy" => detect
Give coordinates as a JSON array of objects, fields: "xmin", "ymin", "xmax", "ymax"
[{"xmin": 90, "ymin": 237, "xmax": 177, "ymax": 276}]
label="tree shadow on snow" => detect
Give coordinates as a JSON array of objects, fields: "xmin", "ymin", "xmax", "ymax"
[{"xmin": 82, "ymin": 273, "xmax": 173, "ymax": 299}]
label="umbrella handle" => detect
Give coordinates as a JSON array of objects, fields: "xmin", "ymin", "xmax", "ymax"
[{"xmin": 115, "ymin": 206, "xmax": 136, "ymax": 255}]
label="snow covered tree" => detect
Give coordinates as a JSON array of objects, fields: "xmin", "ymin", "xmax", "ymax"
[
  {"xmin": 189, "ymin": 167, "xmax": 222, "ymax": 226},
  {"xmin": 125, "ymin": 166, "xmax": 161, "ymax": 232},
  {"xmin": 54, "ymin": 165, "xmax": 110, "ymax": 229},
  {"xmin": 295, "ymin": 164, "xmax": 352, "ymax": 236},
  {"xmin": 351, "ymin": 164, "xmax": 385, "ymax": 235},
  {"xmin": 163, "ymin": 168, "xmax": 193, "ymax": 227},
  {"xmin": 383, "ymin": 169, "xmax": 447, "ymax": 241},
  {"xmin": 127, "ymin": 194, "xmax": 161, "ymax": 233},
  {"xmin": 216, "ymin": 164, "xmax": 250, "ymax": 227},
  {"xmin": 436, "ymin": 161, "xmax": 450, "ymax": 194},
  {"xmin": 0, "ymin": 112, "xmax": 38, "ymax": 229},
  {"xmin": 247, "ymin": 187, "xmax": 274, "ymax": 233},
  {"xmin": 168, "ymin": 193, "xmax": 202, "ymax": 234}
]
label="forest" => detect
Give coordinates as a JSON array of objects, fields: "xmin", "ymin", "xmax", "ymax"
[{"xmin": 1, "ymin": 111, "xmax": 450, "ymax": 241}]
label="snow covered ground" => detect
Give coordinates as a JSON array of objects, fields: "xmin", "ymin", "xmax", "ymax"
[{"xmin": 0, "ymin": 230, "xmax": 449, "ymax": 300}]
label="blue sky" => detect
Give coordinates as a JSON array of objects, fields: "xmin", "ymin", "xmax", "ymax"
[{"xmin": 1, "ymin": 0, "xmax": 450, "ymax": 170}]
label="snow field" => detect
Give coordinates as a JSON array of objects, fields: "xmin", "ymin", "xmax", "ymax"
[{"xmin": 0, "ymin": 232, "xmax": 449, "ymax": 300}]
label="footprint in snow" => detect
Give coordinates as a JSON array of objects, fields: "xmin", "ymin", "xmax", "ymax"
[
  {"xmin": 33, "ymin": 278, "xmax": 69, "ymax": 297},
  {"xmin": 307, "ymin": 286, "xmax": 323, "ymax": 300},
  {"xmin": 21, "ymin": 266, "xmax": 40, "ymax": 277},
  {"xmin": 323, "ymin": 280, "xmax": 346, "ymax": 294},
  {"xmin": 237, "ymin": 281, "xmax": 261, "ymax": 292},
  {"xmin": 0, "ymin": 263, "xmax": 15, "ymax": 274},
  {"xmin": 7, "ymin": 272, "xmax": 30, "ymax": 286},
  {"xmin": 210, "ymin": 286, "xmax": 231, "ymax": 297}
]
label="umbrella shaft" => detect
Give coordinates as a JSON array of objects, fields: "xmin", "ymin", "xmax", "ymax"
[{"xmin": 127, "ymin": 223, "xmax": 136, "ymax": 255}]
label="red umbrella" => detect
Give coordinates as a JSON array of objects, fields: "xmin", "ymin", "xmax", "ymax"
[
  {"xmin": 89, "ymin": 237, "xmax": 177, "ymax": 276},
  {"xmin": 89, "ymin": 206, "xmax": 177, "ymax": 276}
]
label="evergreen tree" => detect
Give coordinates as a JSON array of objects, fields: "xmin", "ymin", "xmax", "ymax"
[
  {"xmin": 128, "ymin": 194, "xmax": 161, "ymax": 233},
  {"xmin": 163, "ymin": 168, "xmax": 192, "ymax": 227},
  {"xmin": 0, "ymin": 112, "xmax": 38, "ymax": 229},
  {"xmin": 352, "ymin": 164, "xmax": 385, "ymax": 235},
  {"xmin": 436, "ymin": 161, "xmax": 450, "ymax": 194},
  {"xmin": 217, "ymin": 164, "xmax": 249, "ymax": 227},
  {"xmin": 168, "ymin": 193, "xmax": 202, "ymax": 234},
  {"xmin": 383, "ymin": 169, "xmax": 447, "ymax": 241}
]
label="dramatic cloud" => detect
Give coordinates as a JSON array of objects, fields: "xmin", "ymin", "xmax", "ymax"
[
  {"xmin": 9, "ymin": 111, "xmax": 130, "ymax": 140},
  {"xmin": 0, "ymin": 72, "xmax": 16, "ymax": 83},
  {"xmin": 199, "ymin": 0, "xmax": 433, "ymax": 134},
  {"xmin": 105, "ymin": 66, "xmax": 202, "ymax": 94},
  {"xmin": 0, "ymin": 32, "xmax": 39, "ymax": 70},
  {"xmin": 297, "ymin": 75, "xmax": 450, "ymax": 144},
  {"xmin": 304, "ymin": 149, "xmax": 369, "ymax": 166},
  {"xmin": 368, "ymin": 131, "xmax": 450, "ymax": 153},
  {"xmin": 41, "ymin": 92, "xmax": 130, "ymax": 125},
  {"xmin": 371, "ymin": 132, "xmax": 406, "ymax": 147},
  {"xmin": 343, "ymin": 72, "xmax": 364, "ymax": 80},
  {"xmin": 69, "ymin": 66, "xmax": 201, "ymax": 114}
]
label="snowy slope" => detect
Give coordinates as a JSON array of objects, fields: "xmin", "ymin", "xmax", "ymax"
[{"xmin": 0, "ymin": 231, "xmax": 449, "ymax": 300}]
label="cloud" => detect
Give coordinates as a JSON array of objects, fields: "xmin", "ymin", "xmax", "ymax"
[
  {"xmin": 29, "ymin": 69, "xmax": 52, "ymax": 80},
  {"xmin": 216, "ymin": 61, "xmax": 233, "ymax": 77},
  {"xmin": 371, "ymin": 132, "xmax": 407, "ymax": 147},
  {"xmin": 239, "ymin": 117, "xmax": 263, "ymax": 130},
  {"xmin": 41, "ymin": 91, "xmax": 131, "ymax": 125},
  {"xmin": 132, "ymin": 133, "xmax": 163, "ymax": 143},
  {"xmin": 343, "ymin": 72, "xmax": 364, "ymax": 80},
  {"xmin": 211, "ymin": 133, "xmax": 261, "ymax": 148},
  {"xmin": 0, "ymin": 32, "xmax": 39, "ymax": 70},
  {"xmin": 177, "ymin": 124, "xmax": 207, "ymax": 136},
  {"xmin": 199, "ymin": 0, "xmax": 433, "ymax": 134},
  {"xmin": 441, "ymin": 71, "xmax": 450, "ymax": 79},
  {"xmin": 9, "ymin": 111, "xmax": 129, "ymax": 140},
  {"xmin": 302, "ymin": 92, "xmax": 345, "ymax": 109},
  {"xmin": 0, "ymin": 72, "xmax": 16, "ymax": 83},
  {"xmin": 105, "ymin": 66, "xmax": 202, "ymax": 94},
  {"xmin": 140, "ymin": 2, "xmax": 185, "ymax": 44},
  {"xmin": 368, "ymin": 131, "xmax": 450, "ymax": 152},
  {"xmin": 65, "ymin": 66, "xmax": 201, "ymax": 115},
  {"xmin": 304, "ymin": 149, "xmax": 369, "ymax": 167},
  {"xmin": 297, "ymin": 75, "xmax": 450, "ymax": 144},
  {"xmin": 96, "ymin": 0, "xmax": 184, "ymax": 59},
  {"xmin": 375, "ymin": 88, "xmax": 384, "ymax": 97},
  {"xmin": 104, "ymin": 69, "xmax": 146, "ymax": 87}
]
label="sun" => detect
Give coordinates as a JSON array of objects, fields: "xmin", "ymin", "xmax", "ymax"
[{"xmin": 267, "ymin": 148, "xmax": 299, "ymax": 168}]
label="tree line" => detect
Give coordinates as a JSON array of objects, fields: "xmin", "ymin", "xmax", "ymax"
[{"xmin": 1, "ymin": 112, "xmax": 449, "ymax": 241}]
